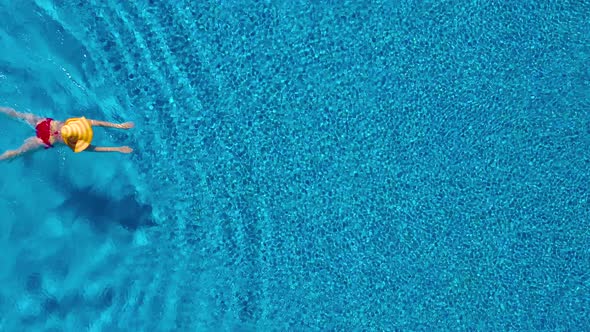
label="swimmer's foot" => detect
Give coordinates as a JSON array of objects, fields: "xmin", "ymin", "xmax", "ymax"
[{"xmin": 0, "ymin": 150, "xmax": 18, "ymax": 161}]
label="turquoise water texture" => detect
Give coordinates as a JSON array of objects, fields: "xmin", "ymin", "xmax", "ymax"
[{"xmin": 0, "ymin": 0, "xmax": 589, "ymax": 331}]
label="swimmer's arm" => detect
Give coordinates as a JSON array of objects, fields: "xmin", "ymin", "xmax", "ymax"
[
  {"xmin": 89, "ymin": 119, "xmax": 134, "ymax": 129},
  {"xmin": 87, "ymin": 145, "xmax": 133, "ymax": 154},
  {"xmin": 0, "ymin": 106, "xmax": 43, "ymax": 126},
  {"xmin": 0, "ymin": 137, "xmax": 44, "ymax": 161}
]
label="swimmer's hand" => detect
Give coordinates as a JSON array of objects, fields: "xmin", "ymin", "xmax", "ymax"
[
  {"xmin": 120, "ymin": 122, "xmax": 134, "ymax": 129},
  {"xmin": 90, "ymin": 119, "xmax": 134, "ymax": 129},
  {"xmin": 118, "ymin": 146, "xmax": 133, "ymax": 153},
  {"xmin": 88, "ymin": 145, "xmax": 133, "ymax": 154}
]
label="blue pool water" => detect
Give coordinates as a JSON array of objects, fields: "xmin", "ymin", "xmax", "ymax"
[{"xmin": 0, "ymin": 0, "xmax": 589, "ymax": 330}]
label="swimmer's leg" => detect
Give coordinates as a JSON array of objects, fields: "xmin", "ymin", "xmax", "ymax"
[
  {"xmin": 0, "ymin": 137, "xmax": 44, "ymax": 161},
  {"xmin": 0, "ymin": 106, "xmax": 43, "ymax": 126},
  {"xmin": 86, "ymin": 145, "xmax": 133, "ymax": 154},
  {"xmin": 89, "ymin": 119, "xmax": 134, "ymax": 129}
]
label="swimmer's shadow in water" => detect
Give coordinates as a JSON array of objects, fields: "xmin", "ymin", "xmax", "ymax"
[{"xmin": 54, "ymin": 183, "xmax": 156, "ymax": 232}]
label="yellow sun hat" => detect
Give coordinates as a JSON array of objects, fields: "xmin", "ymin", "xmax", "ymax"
[{"xmin": 61, "ymin": 117, "xmax": 93, "ymax": 152}]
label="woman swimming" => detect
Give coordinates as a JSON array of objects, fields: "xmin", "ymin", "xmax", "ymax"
[{"xmin": 0, "ymin": 106, "xmax": 134, "ymax": 161}]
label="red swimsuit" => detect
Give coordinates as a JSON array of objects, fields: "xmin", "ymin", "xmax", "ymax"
[{"xmin": 36, "ymin": 118, "xmax": 55, "ymax": 149}]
